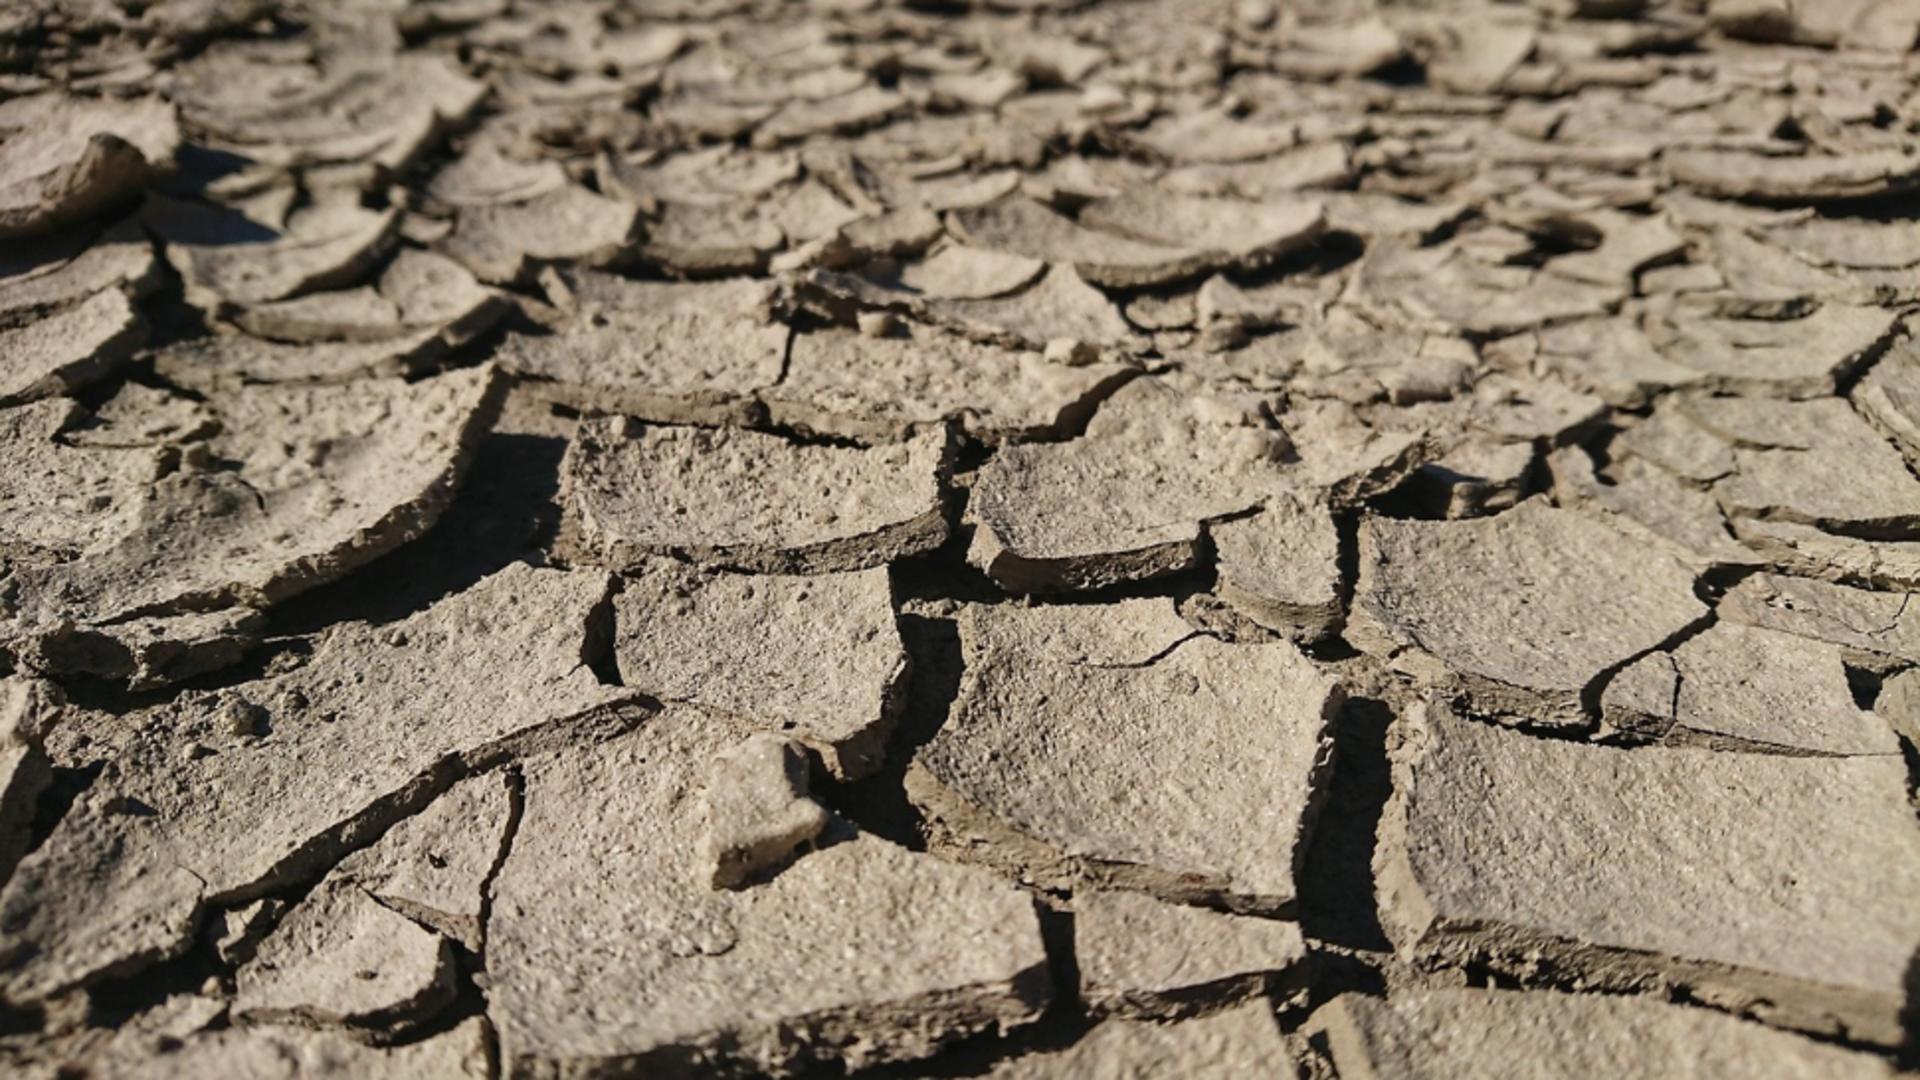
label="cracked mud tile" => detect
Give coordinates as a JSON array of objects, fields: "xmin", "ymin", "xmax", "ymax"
[
  {"xmin": 1730, "ymin": 517, "xmax": 1920, "ymax": 592},
  {"xmin": 145, "ymin": 196, "xmax": 401, "ymax": 314},
  {"xmin": 1207, "ymin": 494, "xmax": 1343, "ymax": 644},
  {"xmin": 1645, "ymin": 303, "xmax": 1898, "ymax": 399},
  {"xmin": 438, "ymin": 182, "xmax": 640, "ymax": 285},
  {"xmin": 234, "ymin": 879, "xmax": 456, "ymax": 1033},
  {"xmin": 770, "ymin": 324, "xmax": 1135, "ymax": 445},
  {"xmin": 175, "ymin": 45, "xmax": 483, "ymax": 177},
  {"xmin": 891, "ymin": 244, "xmax": 1046, "ymax": 301},
  {"xmin": 558, "ymin": 417, "xmax": 950, "ymax": 575},
  {"xmin": 0, "ymin": 287, "xmax": 145, "ymax": 405},
  {"xmin": 541, "ymin": 266, "xmax": 777, "ymax": 320},
  {"xmin": 613, "ymin": 561, "xmax": 905, "ymax": 780},
  {"xmin": 983, "ymin": 999, "xmax": 1294, "ymax": 1079},
  {"xmin": 0, "ymin": 367, "xmax": 502, "ymax": 688},
  {"xmin": 1075, "ymin": 192, "xmax": 1327, "ymax": 276},
  {"xmin": 0, "ymin": 219, "xmax": 159, "ymax": 324},
  {"xmin": 4, "ymin": 988, "xmax": 227, "ymax": 1079},
  {"xmin": 1612, "ymin": 396, "xmax": 1736, "ymax": 484},
  {"xmin": 1353, "ymin": 238, "xmax": 1622, "ymax": 338},
  {"xmin": 929, "ymin": 264, "xmax": 1139, "ymax": 351},
  {"xmin": 596, "ymin": 144, "xmax": 798, "ymax": 210},
  {"xmin": 1130, "ymin": 107, "xmax": 1303, "ymax": 165},
  {"xmin": 946, "ymin": 196, "xmax": 1211, "ymax": 289},
  {"xmin": 0, "ymin": 94, "xmax": 178, "ymax": 238},
  {"xmin": 1519, "ymin": 316, "xmax": 1706, "ymax": 410},
  {"xmin": 154, "ymin": 332, "xmax": 461, "ymax": 393},
  {"xmin": 1680, "ymin": 395, "xmax": 1920, "ymax": 539},
  {"xmin": 1405, "ymin": 438, "xmax": 1535, "ymax": 521},
  {"xmin": 102, "ymin": 1016, "xmax": 492, "ymax": 1080},
  {"xmin": 1719, "ymin": 572, "xmax": 1920, "ymax": 672},
  {"xmin": 907, "ymin": 600, "xmax": 1339, "ymax": 914},
  {"xmin": 499, "ymin": 308, "xmax": 786, "ymax": 427},
  {"xmin": 1073, "ymin": 888, "xmax": 1307, "ymax": 1020},
  {"xmin": 230, "ymin": 249, "xmax": 506, "ymax": 349},
  {"xmin": 487, "ymin": 708, "xmax": 1049, "ymax": 1077},
  {"xmin": 965, "ymin": 375, "xmax": 1294, "ymax": 592},
  {"xmin": 1378, "ymin": 700, "xmax": 1920, "ymax": 1046},
  {"xmin": 1159, "ymin": 143, "xmax": 1356, "ymax": 200},
  {"xmin": 159, "ymin": 253, "xmax": 507, "ymax": 391},
  {"xmin": 1601, "ymin": 622, "xmax": 1900, "ymax": 756},
  {"xmin": 1309, "ymin": 987, "xmax": 1895, "ymax": 1079},
  {"xmin": 219, "ymin": 768, "xmax": 510, "ymax": 1030},
  {"xmin": 1348, "ymin": 500, "xmax": 1707, "ymax": 730},
  {"xmin": 330, "ymin": 771, "xmax": 514, "ymax": 949},
  {"xmin": 0, "ymin": 563, "xmax": 634, "ymax": 1005},
  {"xmin": 1663, "ymin": 148, "xmax": 1920, "ymax": 203},
  {"xmin": 1852, "ymin": 337, "xmax": 1920, "ymax": 467},
  {"xmin": 1547, "ymin": 445, "xmax": 1757, "ymax": 568}
]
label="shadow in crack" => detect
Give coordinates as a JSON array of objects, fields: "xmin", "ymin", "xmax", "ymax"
[
  {"xmin": 1296, "ymin": 695, "xmax": 1394, "ymax": 957},
  {"xmin": 1904, "ymin": 945, "xmax": 1920, "ymax": 1069},
  {"xmin": 813, "ymin": 612, "xmax": 962, "ymax": 851},
  {"xmin": 268, "ymin": 425, "xmax": 569, "ymax": 637}
]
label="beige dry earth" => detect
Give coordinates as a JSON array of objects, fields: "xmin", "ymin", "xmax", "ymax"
[{"xmin": 0, "ymin": 0, "xmax": 1918, "ymax": 1076}]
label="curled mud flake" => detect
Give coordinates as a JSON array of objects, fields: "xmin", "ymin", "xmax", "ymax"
[{"xmin": 0, "ymin": 94, "xmax": 178, "ymax": 238}]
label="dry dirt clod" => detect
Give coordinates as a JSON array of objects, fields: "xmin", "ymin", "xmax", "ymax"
[{"xmin": 0, "ymin": 95, "xmax": 179, "ymax": 238}]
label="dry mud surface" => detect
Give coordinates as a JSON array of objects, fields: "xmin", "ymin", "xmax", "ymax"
[{"xmin": 2, "ymin": 0, "xmax": 1920, "ymax": 1075}]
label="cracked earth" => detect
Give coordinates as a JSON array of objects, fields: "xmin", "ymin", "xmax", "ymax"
[{"xmin": 2, "ymin": 0, "xmax": 1919, "ymax": 1076}]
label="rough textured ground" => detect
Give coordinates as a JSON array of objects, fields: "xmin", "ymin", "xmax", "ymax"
[{"xmin": 1, "ymin": 0, "xmax": 1918, "ymax": 1076}]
